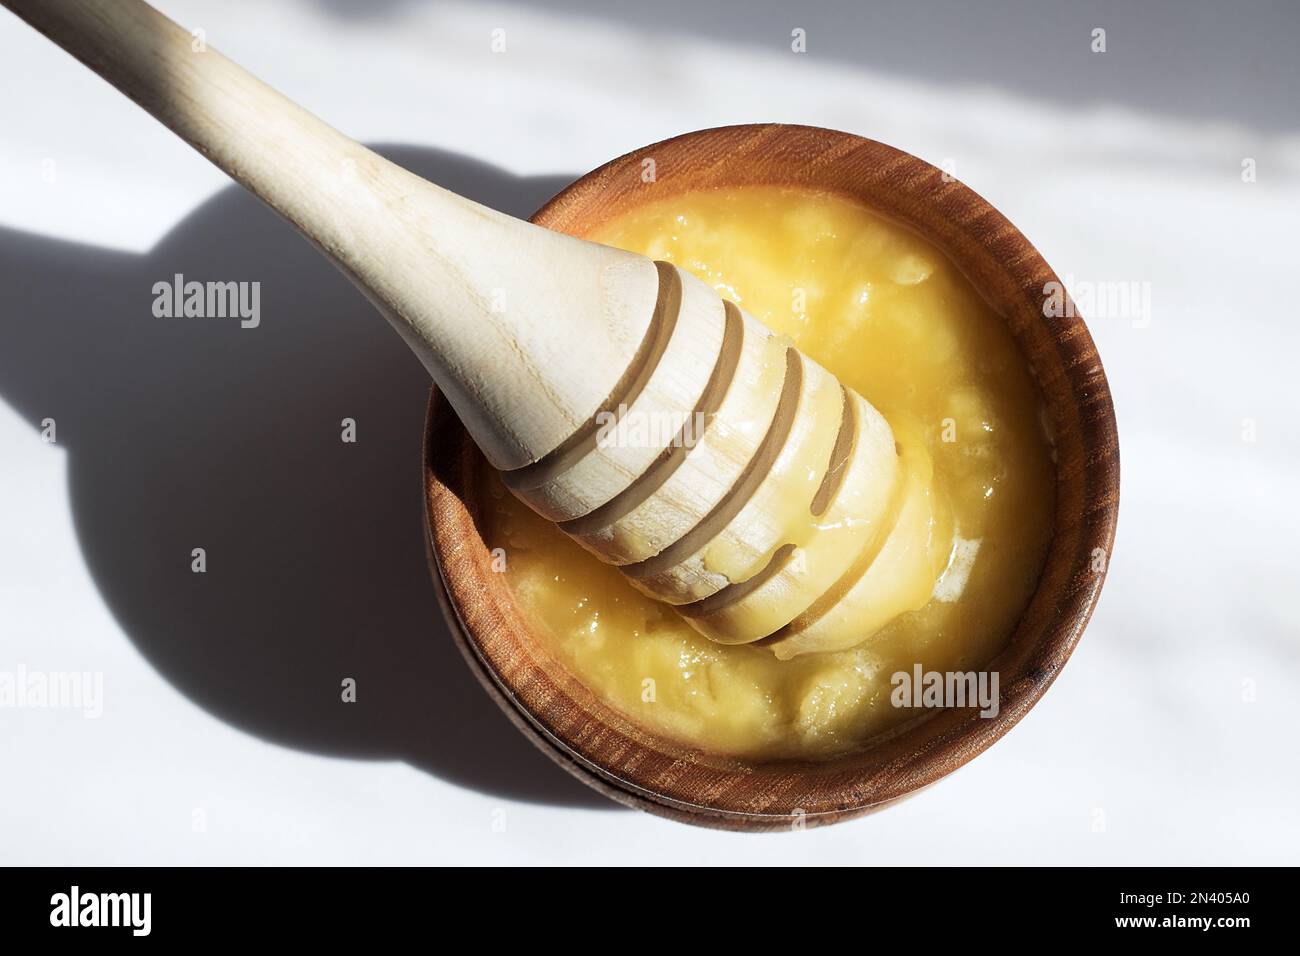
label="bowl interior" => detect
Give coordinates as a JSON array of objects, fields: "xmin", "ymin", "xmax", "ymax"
[{"xmin": 424, "ymin": 124, "xmax": 1119, "ymax": 830}]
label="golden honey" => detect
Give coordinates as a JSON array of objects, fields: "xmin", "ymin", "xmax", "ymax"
[{"xmin": 483, "ymin": 186, "xmax": 1054, "ymax": 759}]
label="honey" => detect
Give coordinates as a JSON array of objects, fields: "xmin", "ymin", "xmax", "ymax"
[{"xmin": 483, "ymin": 186, "xmax": 1054, "ymax": 759}]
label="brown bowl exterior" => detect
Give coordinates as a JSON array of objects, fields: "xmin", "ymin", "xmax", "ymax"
[{"xmin": 423, "ymin": 124, "xmax": 1120, "ymax": 830}]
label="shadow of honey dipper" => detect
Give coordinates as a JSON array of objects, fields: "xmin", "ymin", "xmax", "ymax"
[{"xmin": 0, "ymin": 143, "xmax": 616, "ymax": 809}]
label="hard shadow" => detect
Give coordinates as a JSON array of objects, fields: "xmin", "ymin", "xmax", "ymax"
[{"xmin": 0, "ymin": 144, "xmax": 615, "ymax": 809}]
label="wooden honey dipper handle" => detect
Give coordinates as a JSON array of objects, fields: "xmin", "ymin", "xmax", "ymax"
[
  {"xmin": 6, "ymin": 0, "xmax": 950, "ymax": 656},
  {"xmin": 3, "ymin": 0, "xmax": 661, "ymax": 470}
]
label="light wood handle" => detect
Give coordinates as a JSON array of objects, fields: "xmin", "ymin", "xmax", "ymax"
[
  {"xmin": 7, "ymin": 0, "xmax": 946, "ymax": 659},
  {"xmin": 2, "ymin": 0, "xmax": 660, "ymax": 469}
]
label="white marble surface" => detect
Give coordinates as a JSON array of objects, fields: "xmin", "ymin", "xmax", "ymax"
[{"xmin": 2, "ymin": 0, "xmax": 1297, "ymax": 865}]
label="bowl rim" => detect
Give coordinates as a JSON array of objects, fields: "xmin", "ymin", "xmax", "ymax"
[{"xmin": 422, "ymin": 123, "xmax": 1120, "ymax": 830}]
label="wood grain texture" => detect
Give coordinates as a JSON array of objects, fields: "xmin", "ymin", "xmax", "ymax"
[
  {"xmin": 424, "ymin": 124, "xmax": 1121, "ymax": 831},
  {"xmin": 9, "ymin": 0, "xmax": 926, "ymax": 651},
  {"xmin": 1, "ymin": 0, "xmax": 669, "ymax": 472}
]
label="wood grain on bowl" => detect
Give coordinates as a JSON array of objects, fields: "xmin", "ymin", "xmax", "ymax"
[{"xmin": 423, "ymin": 124, "xmax": 1120, "ymax": 831}]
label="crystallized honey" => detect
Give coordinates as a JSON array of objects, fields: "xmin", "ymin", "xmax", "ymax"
[{"xmin": 483, "ymin": 186, "xmax": 1054, "ymax": 759}]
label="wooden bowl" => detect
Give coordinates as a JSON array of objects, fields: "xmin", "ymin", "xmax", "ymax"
[{"xmin": 422, "ymin": 124, "xmax": 1120, "ymax": 830}]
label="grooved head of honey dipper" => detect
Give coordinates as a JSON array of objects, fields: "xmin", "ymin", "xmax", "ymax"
[{"xmin": 496, "ymin": 259, "xmax": 949, "ymax": 654}]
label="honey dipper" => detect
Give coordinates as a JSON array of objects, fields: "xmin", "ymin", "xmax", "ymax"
[{"xmin": 5, "ymin": 0, "xmax": 948, "ymax": 658}]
